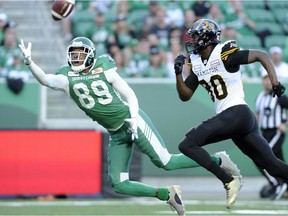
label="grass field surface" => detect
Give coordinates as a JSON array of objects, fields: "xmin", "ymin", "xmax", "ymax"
[
  {"xmin": 0, "ymin": 196, "xmax": 288, "ymax": 216},
  {"xmin": 1, "ymin": 177, "xmax": 287, "ymax": 216}
]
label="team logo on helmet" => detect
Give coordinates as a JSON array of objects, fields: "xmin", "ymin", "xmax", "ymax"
[{"xmin": 185, "ymin": 19, "xmax": 221, "ymax": 54}]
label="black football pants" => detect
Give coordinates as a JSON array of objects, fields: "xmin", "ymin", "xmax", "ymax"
[{"xmin": 179, "ymin": 104, "xmax": 288, "ymax": 181}]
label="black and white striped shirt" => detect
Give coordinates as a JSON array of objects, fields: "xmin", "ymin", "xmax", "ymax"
[{"xmin": 255, "ymin": 92, "xmax": 288, "ymax": 129}]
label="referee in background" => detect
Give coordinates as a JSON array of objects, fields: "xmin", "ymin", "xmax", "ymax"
[{"xmin": 255, "ymin": 71, "xmax": 288, "ymax": 200}]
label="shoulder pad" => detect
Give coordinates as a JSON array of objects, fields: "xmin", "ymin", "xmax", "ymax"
[
  {"xmin": 55, "ymin": 65, "xmax": 70, "ymax": 75},
  {"xmin": 221, "ymin": 40, "xmax": 240, "ymax": 61},
  {"xmin": 95, "ymin": 55, "xmax": 116, "ymax": 71}
]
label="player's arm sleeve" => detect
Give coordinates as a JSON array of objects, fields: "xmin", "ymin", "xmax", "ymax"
[
  {"xmin": 221, "ymin": 41, "xmax": 249, "ymax": 72},
  {"xmin": 28, "ymin": 61, "xmax": 68, "ymax": 91},
  {"xmin": 105, "ymin": 68, "xmax": 139, "ymax": 118},
  {"xmin": 176, "ymin": 69, "xmax": 198, "ymax": 101},
  {"xmin": 184, "ymin": 72, "xmax": 199, "ymax": 93},
  {"xmin": 225, "ymin": 50, "xmax": 249, "ymax": 66}
]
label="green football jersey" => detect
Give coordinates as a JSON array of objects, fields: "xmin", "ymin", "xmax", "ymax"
[{"xmin": 55, "ymin": 55, "xmax": 130, "ymax": 130}]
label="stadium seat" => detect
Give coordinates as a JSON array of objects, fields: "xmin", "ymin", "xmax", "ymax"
[
  {"xmin": 127, "ymin": 9, "xmax": 149, "ymax": 32},
  {"xmin": 265, "ymin": 35, "xmax": 287, "ymax": 48},
  {"xmin": 272, "ymin": 9, "xmax": 288, "ymax": 23},
  {"xmin": 238, "ymin": 35, "xmax": 262, "ymax": 50},
  {"xmin": 242, "ymin": 1, "xmax": 265, "ymax": 9},
  {"xmin": 73, "ymin": 21, "xmax": 95, "ymax": 37},
  {"xmin": 72, "ymin": 10, "xmax": 95, "ymax": 22},
  {"xmin": 246, "ymin": 9, "xmax": 276, "ymax": 23},
  {"xmin": 268, "ymin": 1, "xmax": 288, "ymax": 9},
  {"xmin": 255, "ymin": 22, "xmax": 284, "ymax": 35},
  {"xmin": 72, "ymin": 11, "xmax": 95, "ymax": 37}
]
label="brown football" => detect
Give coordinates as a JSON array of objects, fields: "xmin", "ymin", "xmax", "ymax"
[{"xmin": 51, "ymin": 0, "xmax": 75, "ymax": 21}]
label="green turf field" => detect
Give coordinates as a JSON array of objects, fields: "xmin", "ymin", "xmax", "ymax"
[{"xmin": 0, "ymin": 196, "xmax": 287, "ymax": 216}]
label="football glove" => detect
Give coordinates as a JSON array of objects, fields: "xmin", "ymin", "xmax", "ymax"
[
  {"xmin": 18, "ymin": 39, "xmax": 32, "ymax": 65},
  {"xmin": 124, "ymin": 117, "xmax": 138, "ymax": 140},
  {"xmin": 272, "ymin": 82, "xmax": 286, "ymax": 97},
  {"xmin": 174, "ymin": 53, "xmax": 187, "ymax": 75}
]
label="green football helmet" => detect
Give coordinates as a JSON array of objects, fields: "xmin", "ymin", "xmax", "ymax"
[{"xmin": 67, "ymin": 37, "xmax": 95, "ymax": 72}]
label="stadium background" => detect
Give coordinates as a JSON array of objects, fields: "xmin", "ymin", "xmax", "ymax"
[{"xmin": 1, "ymin": 0, "xmax": 288, "ymax": 199}]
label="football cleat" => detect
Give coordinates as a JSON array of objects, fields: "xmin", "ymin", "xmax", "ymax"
[
  {"xmin": 224, "ymin": 176, "xmax": 243, "ymax": 209},
  {"xmin": 271, "ymin": 182, "xmax": 287, "ymax": 200},
  {"xmin": 167, "ymin": 185, "xmax": 185, "ymax": 216},
  {"xmin": 215, "ymin": 151, "xmax": 241, "ymax": 177}
]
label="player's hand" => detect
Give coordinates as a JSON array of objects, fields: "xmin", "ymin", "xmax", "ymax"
[
  {"xmin": 124, "ymin": 117, "xmax": 138, "ymax": 140},
  {"xmin": 18, "ymin": 39, "xmax": 32, "ymax": 65},
  {"xmin": 174, "ymin": 53, "xmax": 187, "ymax": 75},
  {"xmin": 272, "ymin": 82, "xmax": 286, "ymax": 97},
  {"xmin": 278, "ymin": 123, "xmax": 286, "ymax": 133}
]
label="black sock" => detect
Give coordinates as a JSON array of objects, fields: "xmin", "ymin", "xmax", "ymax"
[{"xmin": 208, "ymin": 162, "xmax": 233, "ymax": 184}]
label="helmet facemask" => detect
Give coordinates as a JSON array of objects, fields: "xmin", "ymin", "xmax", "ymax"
[{"xmin": 67, "ymin": 41, "xmax": 95, "ymax": 73}]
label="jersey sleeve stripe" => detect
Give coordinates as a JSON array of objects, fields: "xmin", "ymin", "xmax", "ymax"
[{"xmin": 221, "ymin": 48, "xmax": 239, "ymax": 60}]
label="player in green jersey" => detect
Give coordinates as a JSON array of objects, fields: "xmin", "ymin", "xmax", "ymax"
[{"xmin": 19, "ymin": 37, "xmax": 241, "ymax": 216}]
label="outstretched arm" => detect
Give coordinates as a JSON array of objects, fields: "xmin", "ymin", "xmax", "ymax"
[
  {"xmin": 19, "ymin": 39, "xmax": 68, "ymax": 91},
  {"xmin": 245, "ymin": 50, "xmax": 285, "ymax": 97},
  {"xmin": 247, "ymin": 50, "xmax": 279, "ymax": 86},
  {"xmin": 105, "ymin": 69, "xmax": 139, "ymax": 118},
  {"xmin": 226, "ymin": 49, "xmax": 285, "ymax": 97},
  {"xmin": 105, "ymin": 69, "xmax": 139, "ymax": 140}
]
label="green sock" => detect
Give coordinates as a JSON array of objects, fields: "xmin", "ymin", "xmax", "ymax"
[
  {"xmin": 156, "ymin": 187, "xmax": 169, "ymax": 201},
  {"xmin": 163, "ymin": 153, "xmax": 220, "ymax": 170},
  {"xmin": 211, "ymin": 155, "xmax": 221, "ymax": 166}
]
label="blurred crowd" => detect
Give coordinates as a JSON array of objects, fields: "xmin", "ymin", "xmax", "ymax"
[
  {"xmin": 1, "ymin": 0, "xmax": 288, "ymax": 82},
  {"xmin": 0, "ymin": 9, "xmax": 32, "ymax": 94},
  {"xmin": 61, "ymin": 0, "xmax": 288, "ymax": 79}
]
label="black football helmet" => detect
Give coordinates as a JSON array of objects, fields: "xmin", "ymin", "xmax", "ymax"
[
  {"xmin": 67, "ymin": 37, "xmax": 95, "ymax": 72},
  {"xmin": 185, "ymin": 19, "xmax": 221, "ymax": 54}
]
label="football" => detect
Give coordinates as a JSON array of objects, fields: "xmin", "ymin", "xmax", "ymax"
[{"xmin": 51, "ymin": 0, "xmax": 75, "ymax": 21}]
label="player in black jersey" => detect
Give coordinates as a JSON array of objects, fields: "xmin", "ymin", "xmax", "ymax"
[{"xmin": 174, "ymin": 18, "xmax": 288, "ymax": 208}]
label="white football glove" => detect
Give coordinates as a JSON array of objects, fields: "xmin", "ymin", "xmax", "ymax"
[
  {"xmin": 125, "ymin": 117, "xmax": 138, "ymax": 140},
  {"xmin": 18, "ymin": 39, "xmax": 32, "ymax": 65}
]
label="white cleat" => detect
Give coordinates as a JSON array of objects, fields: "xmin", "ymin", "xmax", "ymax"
[
  {"xmin": 167, "ymin": 185, "xmax": 185, "ymax": 216},
  {"xmin": 271, "ymin": 182, "xmax": 287, "ymax": 200},
  {"xmin": 215, "ymin": 151, "xmax": 241, "ymax": 177},
  {"xmin": 224, "ymin": 176, "xmax": 243, "ymax": 209}
]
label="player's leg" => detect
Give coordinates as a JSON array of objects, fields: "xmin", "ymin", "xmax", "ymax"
[
  {"xmin": 135, "ymin": 109, "xmax": 220, "ymax": 169},
  {"xmin": 108, "ymin": 128, "xmax": 164, "ymax": 198},
  {"xmin": 232, "ymin": 128, "xmax": 288, "ymax": 181},
  {"xmin": 269, "ymin": 132, "xmax": 288, "ymax": 200},
  {"xmin": 178, "ymin": 107, "xmax": 240, "ymax": 183},
  {"xmin": 178, "ymin": 105, "xmax": 246, "ymax": 208},
  {"xmin": 108, "ymin": 127, "xmax": 185, "ymax": 215},
  {"xmin": 229, "ymin": 105, "xmax": 288, "ymax": 181},
  {"xmin": 261, "ymin": 130, "xmax": 287, "ymax": 199},
  {"xmin": 258, "ymin": 130, "xmax": 281, "ymax": 186},
  {"xmin": 233, "ymin": 128, "xmax": 288, "ymax": 199},
  {"xmin": 270, "ymin": 131, "xmax": 285, "ymax": 162}
]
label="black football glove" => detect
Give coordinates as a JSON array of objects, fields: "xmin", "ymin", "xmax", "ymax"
[
  {"xmin": 272, "ymin": 82, "xmax": 286, "ymax": 97},
  {"xmin": 174, "ymin": 54, "xmax": 187, "ymax": 75}
]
